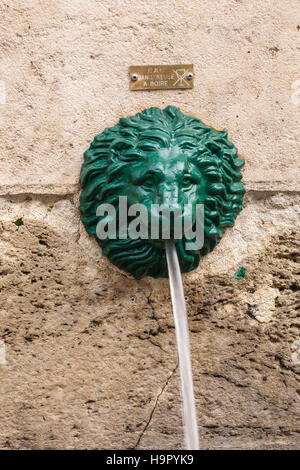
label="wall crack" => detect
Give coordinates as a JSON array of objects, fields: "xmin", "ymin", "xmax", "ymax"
[{"xmin": 133, "ymin": 363, "xmax": 178, "ymax": 449}]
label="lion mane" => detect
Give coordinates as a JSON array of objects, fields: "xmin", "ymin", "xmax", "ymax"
[{"xmin": 79, "ymin": 106, "xmax": 245, "ymax": 279}]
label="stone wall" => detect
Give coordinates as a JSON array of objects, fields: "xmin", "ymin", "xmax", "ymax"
[{"xmin": 0, "ymin": 0, "xmax": 299, "ymax": 449}]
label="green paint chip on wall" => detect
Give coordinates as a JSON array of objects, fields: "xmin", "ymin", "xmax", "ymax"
[
  {"xmin": 234, "ymin": 266, "xmax": 247, "ymax": 280},
  {"xmin": 13, "ymin": 218, "xmax": 24, "ymax": 227}
]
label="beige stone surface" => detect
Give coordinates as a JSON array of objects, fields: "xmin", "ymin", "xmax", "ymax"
[
  {"xmin": 0, "ymin": 0, "xmax": 300, "ymax": 451},
  {"xmin": 0, "ymin": 0, "xmax": 300, "ymax": 193},
  {"xmin": 0, "ymin": 193, "xmax": 299, "ymax": 449}
]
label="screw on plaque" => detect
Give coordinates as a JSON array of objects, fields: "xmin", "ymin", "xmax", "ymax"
[
  {"xmin": 186, "ymin": 72, "xmax": 194, "ymax": 81},
  {"xmin": 131, "ymin": 74, "xmax": 138, "ymax": 82}
]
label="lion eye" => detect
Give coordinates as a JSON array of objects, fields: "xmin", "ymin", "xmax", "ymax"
[
  {"xmin": 141, "ymin": 177, "xmax": 153, "ymax": 188},
  {"xmin": 182, "ymin": 177, "xmax": 193, "ymax": 189}
]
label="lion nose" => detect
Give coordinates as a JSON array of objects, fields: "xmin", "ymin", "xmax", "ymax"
[{"xmin": 158, "ymin": 186, "xmax": 181, "ymax": 213}]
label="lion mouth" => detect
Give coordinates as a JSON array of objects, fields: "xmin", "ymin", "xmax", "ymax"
[
  {"xmin": 147, "ymin": 215, "xmax": 187, "ymax": 248},
  {"xmin": 148, "ymin": 237, "xmax": 181, "ymax": 249}
]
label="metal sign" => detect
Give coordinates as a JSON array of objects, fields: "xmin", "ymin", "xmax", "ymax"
[{"xmin": 129, "ymin": 64, "xmax": 194, "ymax": 91}]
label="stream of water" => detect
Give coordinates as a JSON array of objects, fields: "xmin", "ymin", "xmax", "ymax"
[{"xmin": 165, "ymin": 241, "xmax": 199, "ymax": 450}]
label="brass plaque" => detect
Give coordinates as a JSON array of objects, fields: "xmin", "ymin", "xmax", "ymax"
[{"xmin": 130, "ymin": 64, "xmax": 194, "ymax": 91}]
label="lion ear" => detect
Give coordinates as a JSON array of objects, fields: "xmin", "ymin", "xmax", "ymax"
[{"xmin": 110, "ymin": 139, "xmax": 143, "ymax": 162}]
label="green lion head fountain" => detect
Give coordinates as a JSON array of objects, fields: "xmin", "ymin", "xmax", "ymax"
[{"xmin": 79, "ymin": 106, "xmax": 245, "ymax": 279}]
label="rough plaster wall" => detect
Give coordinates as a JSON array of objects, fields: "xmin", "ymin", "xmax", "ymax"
[{"xmin": 0, "ymin": 0, "xmax": 299, "ymax": 450}]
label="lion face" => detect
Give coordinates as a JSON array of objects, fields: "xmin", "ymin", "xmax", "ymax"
[
  {"xmin": 79, "ymin": 106, "xmax": 245, "ymax": 279},
  {"xmin": 125, "ymin": 145, "xmax": 204, "ymax": 245}
]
